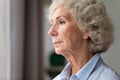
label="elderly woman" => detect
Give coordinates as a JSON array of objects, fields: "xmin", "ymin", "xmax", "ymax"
[{"xmin": 48, "ymin": 0, "xmax": 120, "ymax": 80}]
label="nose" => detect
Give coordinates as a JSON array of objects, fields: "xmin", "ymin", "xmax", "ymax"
[{"xmin": 48, "ymin": 25, "xmax": 58, "ymax": 37}]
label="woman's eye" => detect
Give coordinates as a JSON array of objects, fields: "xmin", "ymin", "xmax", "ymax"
[{"xmin": 59, "ymin": 21, "xmax": 66, "ymax": 25}]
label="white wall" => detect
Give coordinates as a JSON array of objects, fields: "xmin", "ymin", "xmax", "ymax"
[
  {"xmin": 102, "ymin": 0, "xmax": 120, "ymax": 74},
  {"xmin": 43, "ymin": 4, "xmax": 54, "ymax": 80},
  {"xmin": 43, "ymin": 4, "xmax": 53, "ymax": 68},
  {"xmin": 43, "ymin": 0, "xmax": 120, "ymax": 76}
]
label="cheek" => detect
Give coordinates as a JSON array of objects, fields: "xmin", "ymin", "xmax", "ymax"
[
  {"xmin": 65, "ymin": 36, "xmax": 79, "ymax": 50},
  {"xmin": 60, "ymin": 29, "xmax": 72, "ymax": 48},
  {"xmin": 63, "ymin": 29, "xmax": 83, "ymax": 51},
  {"xmin": 54, "ymin": 36, "xmax": 71, "ymax": 54},
  {"xmin": 55, "ymin": 24, "xmax": 83, "ymax": 53},
  {"xmin": 59, "ymin": 34, "xmax": 76, "ymax": 52}
]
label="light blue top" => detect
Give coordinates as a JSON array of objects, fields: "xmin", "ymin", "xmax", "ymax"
[{"xmin": 53, "ymin": 53, "xmax": 120, "ymax": 80}]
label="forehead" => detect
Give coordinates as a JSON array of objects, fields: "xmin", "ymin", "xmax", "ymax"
[{"xmin": 50, "ymin": 7, "xmax": 72, "ymax": 20}]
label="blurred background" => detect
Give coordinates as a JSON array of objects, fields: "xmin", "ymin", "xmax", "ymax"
[{"xmin": 0, "ymin": 0, "xmax": 120, "ymax": 80}]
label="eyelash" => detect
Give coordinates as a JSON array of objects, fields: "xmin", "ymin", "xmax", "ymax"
[
  {"xmin": 59, "ymin": 20, "xmax": 66, "ymax": 25},
  {"xmin": 49, "ymin": 20, "xmax": 66, "ymax": 27}
]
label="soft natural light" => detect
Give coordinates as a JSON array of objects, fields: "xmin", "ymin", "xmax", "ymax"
[{"xmin": 0, "ymin": 0, "xmax": 10, "ymax": 80}]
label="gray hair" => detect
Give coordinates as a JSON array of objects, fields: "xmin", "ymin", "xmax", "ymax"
[{"xmin": 49, "ymin": 0, "xmax": 114, "ymax": 53}]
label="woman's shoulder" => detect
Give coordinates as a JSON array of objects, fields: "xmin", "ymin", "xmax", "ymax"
[
  {"xmin": 99, "ymin": 62, "xmax": 120, "ymax": 80},
  {"xmin": 90, "ymin": 58, "xmax": 120, "ymax": 80}
]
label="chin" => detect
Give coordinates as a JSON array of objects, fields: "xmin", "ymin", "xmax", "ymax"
[{"xmin": 55, "ymin": 48, "xmax": 64, "ymax": 55}]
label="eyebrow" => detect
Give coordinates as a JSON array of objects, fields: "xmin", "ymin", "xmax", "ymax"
[
  {"xmin": 50, "ymin": 15, "xmax": 71, "ymax": 23},
  {"xmin": 56, "ymin": 15, "xmax": 70, "ymax": 20}
]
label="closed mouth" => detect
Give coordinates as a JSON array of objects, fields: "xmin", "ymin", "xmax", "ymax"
[{"xmin": 53, "ymin": 41, "xmax": 62, "ymax": 45}]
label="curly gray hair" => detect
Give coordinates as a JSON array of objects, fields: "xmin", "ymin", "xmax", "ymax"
[{"xmin": 49, "ymin": 0, "xmax": 114, "ymax": 53}]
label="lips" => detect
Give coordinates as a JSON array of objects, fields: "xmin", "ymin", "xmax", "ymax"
[
  {"xmin": 53, "ymin": 41, "xmax": 63, "ymax": 47},
  {"xmin": 53, "ymin": 41, "xmax": 62, "ymax": 45}
]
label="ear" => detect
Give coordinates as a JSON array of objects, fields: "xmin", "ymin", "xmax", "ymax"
[{"xmin": 82, "ymin": 31, "xmax": 89, "ymax": 39}]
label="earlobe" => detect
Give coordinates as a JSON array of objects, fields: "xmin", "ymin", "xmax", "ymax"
[{"xmin": 83, "ymin": 31, "xmax": 89, "ymax": 39}]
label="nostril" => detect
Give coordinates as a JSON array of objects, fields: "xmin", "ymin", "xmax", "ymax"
[{"xmin": 51, "ymin": 30, "xmax": 57, "ymax": 36}]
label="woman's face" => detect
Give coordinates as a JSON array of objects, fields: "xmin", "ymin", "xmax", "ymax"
[{"xmin": 48, "ymin": 7, "xmax": 85, "ymax": 55}]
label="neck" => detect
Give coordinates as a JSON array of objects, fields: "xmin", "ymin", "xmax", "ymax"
[
  {"xmin": 71, "ymin": 52, "xmax": 93, "ymax": 75},
  {"xmin": 64, "ymin": 41, "xmax": 94, "ymax": 75}
]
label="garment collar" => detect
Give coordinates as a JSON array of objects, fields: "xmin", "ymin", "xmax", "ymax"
[
  {"xmin": 73, "ymin": 53, "xmax": 100, "ymax": 80},
  {"xmin": 59, "ymin": 53, "xmax": 100, "ymax": 80}
]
